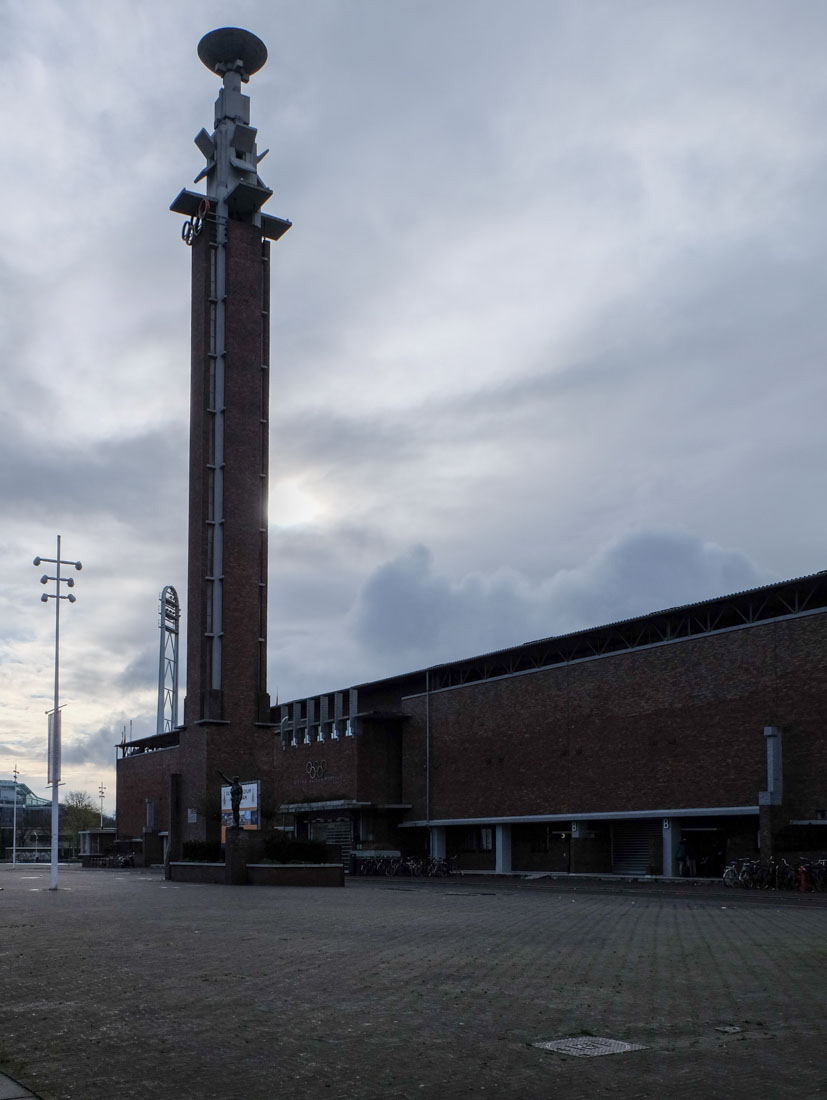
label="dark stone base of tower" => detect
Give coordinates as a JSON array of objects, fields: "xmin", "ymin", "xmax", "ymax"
[{"xmin": 117, "ymin": 724, "xmax": 277, "ymax": 859}]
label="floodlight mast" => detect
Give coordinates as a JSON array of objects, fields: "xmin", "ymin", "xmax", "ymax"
[
  {"xmin": 157, "ymin": 586, "xmax": 181, "ymax": 734},
  {"xmin": 33, "ymin": 535, "xmax": 82, "ymax": 890}
]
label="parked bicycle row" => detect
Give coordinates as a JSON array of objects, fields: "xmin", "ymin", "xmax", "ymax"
[
  {"xmin": 356, "ymin": 855, "xmax": 459, "ymax": 877},
  {"xmin": 722, "ymin": 856, "xmax": 827, "ymax": 891}
]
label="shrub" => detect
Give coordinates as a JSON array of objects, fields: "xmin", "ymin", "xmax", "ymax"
[
  {"xmin": 261, "ymin": 835, "xmax": 329, "ymax": 864},
  {"xmin": 181, "ymin": 840, "xmax": 222, "ymax": 862},
  {"xmin": 774, "ymin": 824, "xmax": 827, "ymax": 854}
]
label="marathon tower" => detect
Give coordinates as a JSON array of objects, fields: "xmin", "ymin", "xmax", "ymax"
[{"xmin": 171, "ymin": 31, "xmax": 290, "ymax": 764}]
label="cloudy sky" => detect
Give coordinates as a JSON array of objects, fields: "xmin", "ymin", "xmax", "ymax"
[{"xmin": 2, "ymin": 0, "xmax": 826, "ymax": 811}]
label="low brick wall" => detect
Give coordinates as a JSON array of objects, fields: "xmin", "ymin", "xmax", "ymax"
[
  {"xmin": 168, "ymin": 862, "xmax": 343, "ymax": 886},
  {"xmin": 169, "ymin": 862, "xmax": 226, "ymax": 884},
  {"xmin": 247, "ymin": 863, "xmax": 344, "ymax": 887}
]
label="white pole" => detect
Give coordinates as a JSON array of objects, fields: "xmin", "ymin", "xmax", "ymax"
[
  {"xmin": 12, "ymin": 764, "xmax": 18, "ymax": 865},
  {"xmin": 34, "ymin": 535, "xmax": 81, "ymax": 890},
  {"xmin": 50, "ymin": 534, "xmax": 61, "ymax": 890}
]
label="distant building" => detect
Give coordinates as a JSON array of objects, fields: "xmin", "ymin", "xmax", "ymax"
[
  {"xmin": 0, "ymin": 780, "xmax": 51, "ymax": 860},
  {"xmin": 272, "ymin": 572, "xmax": 827, "ymax": 876}
]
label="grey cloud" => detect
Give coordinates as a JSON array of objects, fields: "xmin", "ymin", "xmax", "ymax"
[
  {"xmin": 352, "ymin": 528, "xmax": 776, "ymax": 674},
  {"xmin": 116, "ymin": 646, "xmax": 159, "ymax": 693},
  {"xmin": 61, "ymin": 724, "xmax": 124, "ymax": 768},
  {"xmin": 0, "ymin": 427, "xmax": 187, "ymax": 535}
]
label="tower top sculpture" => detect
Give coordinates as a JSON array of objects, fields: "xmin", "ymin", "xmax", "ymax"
[
  {"xmin": 197, "ymin": 27, "xmax": 268, "ymax": 81},
  {"xmin": 171, "ymin": 26, "xmax": 290, "ymax": 243}
]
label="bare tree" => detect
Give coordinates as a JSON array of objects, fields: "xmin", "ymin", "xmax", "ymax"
[{"xmin": 61, "ymin": 791, "xmax": 99, "ymax": 854}]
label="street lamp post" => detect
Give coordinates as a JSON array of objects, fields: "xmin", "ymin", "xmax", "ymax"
[
  {"xmin": 34, "ymin": 535, "xmax": 82, "ymax": 891},
  {"xmin": 12, "ymin": 764, "xmax": 19, "ymax": 866}
]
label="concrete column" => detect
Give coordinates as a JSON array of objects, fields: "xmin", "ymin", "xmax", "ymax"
[
  {"xmin": 429, "ymin": 826, "xmax": 446, "ymax": 860},
  {"xmin": 333, "ymin": 692, "xmax": 344, "ymax": 739},
  {"xmin": 319, "ymin": 694, "xmax": 330, "ymax": 735},
  {"xmin": 758, "ymin": 726, "xmax": 783, "ymax": 861},
  {"xmin": 569, "ymin": 821, "xmax": 581, "ymax": 873},
  {"xmin": 347, "ymin": 688, "xmax": 358, "ymax": 736},
  {"xmin": 164, "ymin": 776, "xmax": 179, "ymax": 879},
  {"xmin": 662, "ymin": 818, "xmax": 681, "ymax": 876},
  {"xmin": 759, "ymin": 726, "xmax": 783, "ymax": 805},
  {"xmin": 495, "ymin": 824, "xmax": 512, "ymax": 874}
]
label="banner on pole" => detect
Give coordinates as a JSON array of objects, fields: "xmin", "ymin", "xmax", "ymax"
[{"xmin": 47, "ymin": 710, "xmax": 61, "ymax": 785}]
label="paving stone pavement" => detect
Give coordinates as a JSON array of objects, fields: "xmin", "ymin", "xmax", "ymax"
[{"xmin": 0, "ymin": 864, "xmax": 825, "ymax": 1100}]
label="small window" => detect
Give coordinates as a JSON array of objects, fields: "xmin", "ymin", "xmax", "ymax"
[{"xmin": 480, "ymin": 828, "xmax": 494, "ymax": 852}]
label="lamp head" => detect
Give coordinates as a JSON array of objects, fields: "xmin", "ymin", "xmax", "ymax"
[
  {"xmin": 33, "ymin": 556, "xmax": 41, "ymax": 566},
  {"xmin": 40, "ymin": 575, "xmax": 48, "ymax": 585}
]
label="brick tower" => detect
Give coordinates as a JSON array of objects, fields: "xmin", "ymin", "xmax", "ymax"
[{"xmin": 168, "ymin": 27, "xmax": 291, "ymax": 841}]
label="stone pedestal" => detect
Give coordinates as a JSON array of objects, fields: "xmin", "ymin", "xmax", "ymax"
[{"xmin": 225, "ymin": 827, "xmax": 250, "ymax": 886}]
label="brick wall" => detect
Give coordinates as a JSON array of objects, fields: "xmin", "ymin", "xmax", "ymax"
[
  {"xmin": 402, "ymin": 613, "xmax": 827, "ymax": 822},
  {"xmin": 116, "ymin": 746, "xmax": 180, "ymax": 839}
]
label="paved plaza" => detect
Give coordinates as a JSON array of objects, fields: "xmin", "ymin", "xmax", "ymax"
[{"xmin": 0, "ymin": 865, "xmax": 825, "ymax": 1099}]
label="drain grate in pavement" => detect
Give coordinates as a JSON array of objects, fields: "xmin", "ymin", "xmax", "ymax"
[{"xmin": 534, "ymin": 1036, "xmax": 647, "ymax": 1058}]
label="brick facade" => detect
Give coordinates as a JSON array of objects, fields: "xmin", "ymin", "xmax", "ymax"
[{"xmin": 186, "ymin": 219, "xmax": 271, "ymax": 727}]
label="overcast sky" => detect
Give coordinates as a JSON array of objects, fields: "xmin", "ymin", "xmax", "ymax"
[{"xmin": 2, "ymin": 0, "xmax": 826, "ymax": 811}]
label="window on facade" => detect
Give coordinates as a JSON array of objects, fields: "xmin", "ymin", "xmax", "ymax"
[{"xmin": 480, "ymin": 827, "xmax": 494, "ymax": 851}]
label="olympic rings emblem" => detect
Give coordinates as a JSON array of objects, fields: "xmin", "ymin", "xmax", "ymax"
[
  {"xmin": 181, "ymin": 199, "xmax": 212, "ymax": 246},
  {"xmin": 305, "ymin": 760, "xmax": 327, "ymax": 780}
]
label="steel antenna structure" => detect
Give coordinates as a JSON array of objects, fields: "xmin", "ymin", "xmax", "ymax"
[
  {"xmin": 157, "ymin": 586, "xmax": 181, "ymax": 734},
  {"xmin": 33, "ymin": 535, "xmax": 82, "ymax": 890}
]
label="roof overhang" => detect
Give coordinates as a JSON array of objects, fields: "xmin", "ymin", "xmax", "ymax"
[{"xmin": 401, "ymin": 805, "xmax": 760, "ymax": 828}]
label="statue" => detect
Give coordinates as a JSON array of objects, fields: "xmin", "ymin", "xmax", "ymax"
[{"xmin": 217, "ymin": 770, "xmax": 243, "ymax": 829}]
